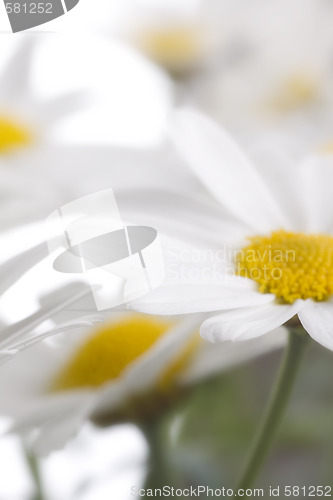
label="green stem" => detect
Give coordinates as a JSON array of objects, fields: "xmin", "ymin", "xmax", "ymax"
[
  {"xmin": 236, "ymin": 329, "xmax": 311, "ymax": 491},
  {"xmin": 141, "ymin": 420, "xmax": 167, "ymax": 490},
  {"xmin": 139, "ymin": 419, "xmax": 184, "ymax": 497},
  {"xmin": 24, "ymin": 449, "xmax": 44, "ymax": 500}
]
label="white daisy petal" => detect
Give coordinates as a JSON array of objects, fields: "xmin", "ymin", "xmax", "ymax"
[
  {"xmin": 10, "ymin": 393, "xmax": 96, "ymax": 456},
  {"xmin": 0, "ymin": 283, "xmax": 94, "ymax": 356},
  {"xmin": 169, "ymin": 108, "xmax": 287, "ymax": 232},
  {"xmin": 0, "ymin": 242, "xmax": 47, "ymax": 296},
  {"xmin": 251, "ymin": 146, "xmax": 306, "ymax": 231},
  {"xmin": 31, "ymin": 397, "xmax": 97, "ymax": 456},
  {"xmin": 298, "ymin": 299, "xmax": 333, "ymax": 351},
  {"xmin": 39, "ymin": 91, "xmax": 89, "ymax": 125},
  {"xmin": 0, "ymin": 39, "xmax": 35, "ymax": 101},
  {"xmin": 130, "ymin": 280, "xmax": 274, "ymax": 315},
  {"xmin": 201, "ymin": 299, "xmax": 305, "ymax": 342},
  {"xmin": 182, "ymin": 326, "xmax": 287, "ymax": 384},
  {"xmin": 120, "ymin": 189, "xmax": 247, "ymax": 249},
  {"xmin": 299, "ymin": 155, "xmax": 333, "ymax": 233},
  {"xmin": 0, "ymin": 316, "xmax": 106, "ymax": 365}
]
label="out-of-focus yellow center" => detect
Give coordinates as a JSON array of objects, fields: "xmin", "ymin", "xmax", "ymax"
[
  {"xmin": 236, "ymin": 230, "xmax": 333, "ymax": 304},
  {"xmin": 271, "ymin": 74, "xmax": 319, "ymax": 111},
  {"xmin": 0, "ymin": 116, "xmax": 32, "ymax": 153},
  {"xmin": 52, "ymin": 316, "xmax": 197, "ymax": 392},
  {"xmin": 138, "ymin": 25, "xmax": 204, "ymax": 72},
  {"xmin": 318, "ymin": 141, "xmax": 333, "ymax": 155}
]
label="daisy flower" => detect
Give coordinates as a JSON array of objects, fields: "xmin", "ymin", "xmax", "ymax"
[
  {"xmin": 194, "ymin": 0, "xmax": 333, "ymax": 151},
  {"xmin": 68, "ymin": 0, "xmax": 228, "ymax": 79},
  {"xmin": 0, "ymin": 289, "xmax": 284, "ymax": 455},
  {"xmin": 131, "ymin": 108, "xmax": 333, "ymax": 352},
  {"xmin": 0, "ymin": 157, "xmax": 285, "ymax": 455},
  {"xmin": 0, "ymin": 34, "xmax": 172, "ymax": 230},
  {"xmin": 0, "ymin": 34, "xmax": 172, "ymax": 154}
]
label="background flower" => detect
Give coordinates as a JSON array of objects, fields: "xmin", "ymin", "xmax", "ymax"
[
  {"xmin": 0, "ymin": 34, "xmax": 173, "ymax": 230},
  {"xmin": 0, "ymin": 306, "xmax": 285, "ymax": 455},
  {"xmin": 2, "ymin": 0, "xmax": 333, "ymax": 496},
  {"xmin": 81, "ymin": 0, "xmax": 333, "ymax": 154}
]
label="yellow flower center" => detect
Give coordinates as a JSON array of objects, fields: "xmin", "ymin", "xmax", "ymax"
[
  {"xmin": 236, "ymin": 230, "xmax": 333, "ymax": 304},
  {"xmin": 0, "ymin": 116, "xmax": 32, "ymax": 153},
  {"xmin": 270, "ymin": 74, "xmax": 319, "ymax": 111},
  {"xmin": 317, "ymin": 141, "xmax": 333, "ymax": 155},
  {"xmin": 52, "ymin": 316, "xmax": 197, "ymax": 392},
  {"xmin": 137, "ymin": 25, "xmax": 204, "ymax": 73}
]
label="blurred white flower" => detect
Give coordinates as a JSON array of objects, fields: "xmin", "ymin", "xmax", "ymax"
[
  {"xmin": 0, "ymin": 145, "xmax": 199, "ymax": 231},
  {"xmin": 0, "ymin": 35, "xmax": 173, "ymax": 231},
  {"xmin": 64, "ymin": 0, "xmax": 228, "ymax": 78},
  {"xmin": 0, "ymin": 301, "xmax": 284, "ymax": 455},
  {"xmin": 193, "ymin": 0, "xmax": 333, "ymax": 149},
  {"xmin": 130, "ymin": 108, "xmax": 333, "ymax": 352},
  {"xmin": 54, "ymin": 0, "xmax": 333, "ymax": 149},
  {"xmin": 0, "ymin": 186, "xmax": 284, "ymax": 456},
  {"xmin": 0, "ymin": 34, "xmax": 172, "ymax": 153}
]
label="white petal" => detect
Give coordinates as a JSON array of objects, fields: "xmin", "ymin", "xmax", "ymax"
[
  {"xmin": 0, "ymin": 146, "xmax": 203, "ymax": 230},
  {"xmin": 0, "ymin": 39, "xmax": 35, "ymax": 102},
  {"xmin": 251, "ymin": 146, "xmax": 306, "ymax": 231},
  {"xmin": 298, "ymin": 299, "xmax": 333, "ymax": 351},
  {"xmin": 201, "ymin": 300, "xmax": 305, "ymax": 342},
  {"xmin": 298, "ymin": 155, "xmax": 333, "ymax": 233},
  {"xmin": 0, "ymin": 242, "xmax": 47, "ymax": 297},
  {"xmin": 33, "ymin": 36, "xmax": 172, "ymax": 147},
  {"xmin": 130, "ymin": 279, "xmax": 274, "ymax": 315},
  {"xmin": 31, "ymin": 397, "xmax": 96, "ymax": 456},
  {"xmin": 182, "ymin": 326, "xmax": 287, "ymax": 384},
  {"xmin": 39, "ymin": 91, "xmax": 88, "ymax": 125},
  {"xmin": 0, "ymin": 315, "xmax": 107, "ymax": 365},
  {"xmin": 169, "ymin": 108, "xmax": 286, "ymax": 232},
  {"xmin": 119, "ymin": 189, "xmax": 247, "ymax": 249},
  {"xmin": 10, "ymin": 392, "xmax": 96, "ymax": 456},
  {"xmin": 0, "ymin": 283, "xmax": 93, "ymax": 355}
]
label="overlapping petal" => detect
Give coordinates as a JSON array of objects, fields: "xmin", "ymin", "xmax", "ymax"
[
  {"xmin": 130, "ymin": 279, "xmax": 275, "ymax": 316},
  {"xmin": 298, "ymin": 299, "xmax": 333, "ymax": 351},
  {"xmin": 200, "ymin": 300, "xmax": 304, "ymax": 342},
  {"xmin": 169, "ymin": 109, "xmax": 287, "ymax": 233}
]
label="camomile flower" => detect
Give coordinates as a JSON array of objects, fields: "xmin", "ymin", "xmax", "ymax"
[
  {"xmin": 0, "ymin": 195, "xmax": 285, "ymax": 455},
  {"xmin": 67, "ymin": 0, "xmax": 227, "ymax": 79},
  {"xmin": 0, "ymin": 298, "xmax": 284, "ymax": 455},
  {"xmin": 0, "ymin": 38, "xmax": 79, "ymax": 157},
  {"xmin": 131, "ymin": 108, "xmax": 333, "ymax": 352},
  {"xmin": 0, "ymin": 35, "xmax": 172, "ymax": 230},
  {"xmin": 0, "ymin": 34, "xmax": 172, "ymax": 156},
  {"xmin": 195, "ymin": 0, "xmax": 333, "ymax": 150}
]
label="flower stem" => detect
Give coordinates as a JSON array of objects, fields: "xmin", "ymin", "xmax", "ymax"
[
  {"xmin": 139, "ymin": 419, "xmax": 185, "ymax": 497},
  {"xmin": 24, "ymin": 449, "xmax": 44, "ymax": 500},
  {"xmin": 236, "ymin": 329, "xmax": 311, "ymax": 490},
  {"xmin": 141, "ymin": 420, "xmax": 169, "ymax": 491}
]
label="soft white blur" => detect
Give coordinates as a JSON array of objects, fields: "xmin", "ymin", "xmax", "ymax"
[
  {"xmin": 1, "ymin": 0, "xmax": 333, "ymax": 498},
  {"xmin": 42, "ymin": 424, "xmax": 147, "ymax": 500}
]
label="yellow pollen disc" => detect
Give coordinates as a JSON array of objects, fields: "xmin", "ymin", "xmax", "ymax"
[
  {"xmin": 270, "ymin": 74, "xmax": 319, "ymax": 111},
  {"xmin": 236, "ymin": 230, "xmax": 333, "ymax": 304},
  {"xmin": 52, "ymin": 316, "xmax": 197, "ymax": 392},
  {"xmin": 0, "ymin": 116, "xmax": 32, "ymax": 153},
  {"xmin": 137, "ymin": 25, "xmax": 204, "ymax": 72}
]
